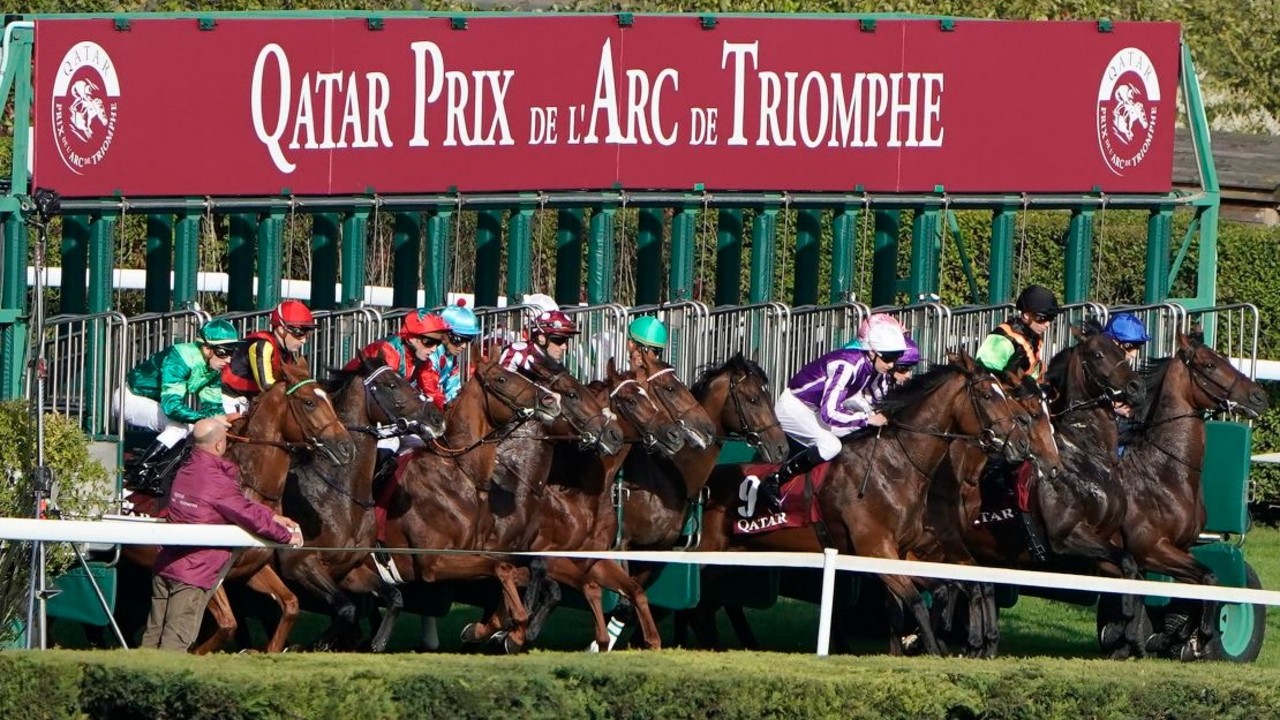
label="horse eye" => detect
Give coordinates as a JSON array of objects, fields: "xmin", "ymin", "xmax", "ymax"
[
  {"xmin": 304, "ymin": 399, "xmax": 315, "ymax": 408},
  {"xmin": 1092, "ymin": 351, "xmax": 1104, "ymax": 360},
  {"xmin": 568, "ymin": 392, "xmax": 578, "ymax": 400}
]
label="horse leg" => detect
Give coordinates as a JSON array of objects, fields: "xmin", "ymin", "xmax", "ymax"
[
  {"xmin": 285, "ymin": 560, "xmax": 360, "ymax": 651},
  {"xmin": 523, "ymin": 563, "xmax": 563, "ymax": 646},
  {"xmin": 881, "ymin": 572, "xmax": 941, "ymax": 656},
  {"xmin": 245, "ymin": 567, "xmax": 301, "ymax": 654},
  {"xmin": 725, "ymin": 605, "xmax": 760, "ymax": 651},
  {"xmin": 582, "ymin": 559, "xmax": 662, "ymax": 650},
  {"xmin": 190, "ymin": 586, "xmax": 237, "ymax": 655},
  {"xmin": 339, "ymin": 565, "xmax": 404, "ymax": 653},
  {"xmin": 1138, "ymin": 539, "xmax": 1218, "ymax": 658},
  {"xmin": 979, "ymin": 582, "xmax": 1001, "ymax": 658}
]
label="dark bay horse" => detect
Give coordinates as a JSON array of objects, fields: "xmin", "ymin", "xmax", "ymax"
[
  {"xmin": 1116, "ymin": 334, "xmax": 1267, "ymax": 659},
  {"xmin": 697, "ymin": 353, "xmax": 1034, "ymax": 655},
  {"xmin": 370, "ymin": 356, "xmax": 564, "ymax": 644},
  {"xmin": 275, "ymin": 355, "xmax": 445, "ymax": 652},
  {"xmin": 122, "ymin": 361, "xmax": 355, "ymax": 653},
  {"xmin": 927, "ymin": 327, "xmax": 1142, "ymax": 657}
]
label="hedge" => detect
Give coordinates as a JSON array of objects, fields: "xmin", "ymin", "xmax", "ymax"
[{"xmin": 2, "ymin": 649, "xmax": 1280, "ymax": 720}]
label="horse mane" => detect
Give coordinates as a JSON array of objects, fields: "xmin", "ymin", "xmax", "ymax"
[
  {"xmin": 877, "ymin": 363, "xmax": 965, "ymax": 421},
  {"xmin": 1132, "ymin": 356, "xmax": 1173, "ymax": 425},
  {"xmin": 691, "ymin": 352, "xmax": 769, "ymax": 400},
  {"xmin": 322, "ymin": 354, "xmax": 389, "ymax": 393}
]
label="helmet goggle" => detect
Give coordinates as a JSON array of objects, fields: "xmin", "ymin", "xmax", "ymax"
[
  {"xmin": 448, "ymin": 332, "xmax": 476, "ymax": 345},
  {"xmin": 281, "ymin": 324, "xmax": 314, "ymax": 338},
  {"xmin": 208, "ymin": 345, "xmax": 236, "ymax": 359}
]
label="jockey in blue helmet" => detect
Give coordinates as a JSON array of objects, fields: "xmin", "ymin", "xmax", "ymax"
[
  {"xmin": 435, "ymin": 304, "xmax": 480, "ymax": 405},
  {"xmin": 1102, "ymin": 312, "xmax": 1149, "ymax": 456}
]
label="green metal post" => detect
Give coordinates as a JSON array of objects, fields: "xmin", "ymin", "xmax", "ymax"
[
  {"xmin": 749, "ymin": 207, "xmax": 778, "ymax": 304},
  {"xmin": 0, "ymin": 216, "xmax": 28, "ymax": 400},
  {"xmin": 474, "ymin": 210, "xmax": 503, "ymax": 307},
  {"xmin": 257, "ymin": 210, "xmax": 285, "ymax": 308},
  {"xmin": 716, "ymin": 208, "xmax": 743, "ymax": 306},
  {"xmin": 86, "ymin": 213, "xmax": 117, "ymax": 433},
  {"xmin": 172, "ymin": 214, "xmax": 201, "ymax": 310},
  {"xmin": 3, "ymin": 29, "xmax": 32, "ymax": 197},
  {"xmin": 1181, "ymin": 44, "xmax": 1220, "ymax": 309},
  {"xmin": 227, "ymin": 213, "xmax": 257, "ymax": 311},
  {"xmin": 1145, "ymin": 209, "xmax": 1173, "ymax": 303},
  {"xmin": 392, "ymin": 212, "xmax": 422, "ymax": 308},
  {"xmin": 555, "ymin": 209, "xmax": 584, "ymax": 306},
  {"xmin": 670, "ymin": 205, "xmax": 696, "ymax": 303},
  {"xmin": 908, "ymin": 207, "xmax": 942, "ymax": 302},
  {"xmin": 634, "ymin": 207, "xmax": 664, "ymax": 305},
  {"xmin": 793, "ymin": 209, "xmax": 822, "ymax": 306},
  {"xmin": 311, "ymin": 213, "xmax": 340, "ymax": 310},
  {"xmin": 588, "ymin": 207, "xmax": 616, "ymax": 305},
  {"xmin": 340, "ymin": 209, "xmax": 369, "ymax": 307},
  {"xmin": 1063, "ymin": 209, "xmax": 1094, "ymax": 304},
  {"xmin": 143, "ymin": 215, "xmax": 173, "ymax": 313},
  {"xmin": 423, "ymin": 210, "xmax": 451, "ymax": 308},
  {"xmin": 871, "ymin": 211, "xmax": 900, "ymax": 306},
  {"xmin": 989, "ymin": 207, "xmax": 1017, "ymax": 303},
  {"xmin": 507, "ymin": 207, "xmax": 534, "ymax": 302},
  {"xmin": 830, "ymin": 206, "xmax": 857, "ymax": 304},
  {"xmin": 60, "ymin": 215, "xmax": 90, "ymax": 314}
]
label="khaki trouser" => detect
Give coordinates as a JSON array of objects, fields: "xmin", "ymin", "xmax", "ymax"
[{"xmin": 140, "ymin": 575, "xmax": 210, "ymax": 652}]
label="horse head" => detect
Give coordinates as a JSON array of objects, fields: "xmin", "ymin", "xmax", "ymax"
[
  {"xmin": 691, "ymin": 351, "xmax": 788, "ymax": 463},
  {"xmin": 957, "ymin": 352, "xmax": 1035, "ymax": 463},
  {"xmin": 1175, "ymin": 333, "xmax": 1269, "ymax": 418},
  {"xmin": 274, "ymin": 362, "xmax": 357, "ymax": 465},
  {"xmin": 472, "ymin": 357, "xmax": 562, "ymax": 423},
  {"xmin": 631, "ymin": 349, "xmax": 717, "ymax": 450},
  {"xmin": 525, "ymin": 355, "xmax": 625, "ymax": 456},
  {"xmin": 1059, "ymin": 322, "xmax": 1146, "ymax": 407},
  {"xmin": 1005, "ymin": 372, "xmax": 1064, "ymax": 480},
  {"xmin": 340, "ymin": 354, "xmax": 445, "ymax": 440},
  {"xmin": 605, "ymin": 358, "xmax": 684, "ymax": 457}
]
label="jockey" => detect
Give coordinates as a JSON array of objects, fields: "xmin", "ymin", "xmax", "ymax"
[
  {"xmin": 221, "ymin": 299, "xmax": 317, "ymax": 413},
  {"xmin": 872, "ymin": 333, "xmax": 922, "ymax": 401},
  {"xmin": 434, "ymin": 304, "xmax": 480, "ymax": 406},
  {"xmin": 626, "ymin": 315, "xmax": 668, "ymax": 368},
  {"xmin": 1103, "ymin": 312, "xmax": 1150, "ymax": 455},
  {"xmin": 346, "ymin": 308, "xmax": 452, "ymax": 409},
  {"xmin": 756, "ymin": 313, "xmax": 907, "ymax": 511},
  {"xmin": 498, "ymin": 309, "xmax": 579, "ymax": 374},
  {"xmin": 117, "ymin": 319, "xmax": 242, "ymax": 480},
  {"xmin": 975, "ymin": 284, "xmax": 1060, "ymax": 381}
]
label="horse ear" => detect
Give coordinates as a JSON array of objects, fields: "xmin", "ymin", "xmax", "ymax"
[
  {"xmin": 1177, "ymin": 332, "xmax": 1194, "ymax": 352},
  {"xmin": 953, "ymin": 350, "xmax": 977, "ymax": 372},
  {"xmin": 607, "ymin": 356, "xmax": 619, "ymax": 380},
  {"xmin": 1070, "ymin": 324, "xmax": 1084, "ymax": 340}
]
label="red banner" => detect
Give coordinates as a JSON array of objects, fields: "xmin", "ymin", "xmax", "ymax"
[{"xmin": 33, "ymin": 16, "xmax": 1181, "ymax": 197}]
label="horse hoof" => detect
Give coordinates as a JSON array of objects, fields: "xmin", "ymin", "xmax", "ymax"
[
  {"xmin": 1098, "ymin": 623, "xmax": 1123, "ymax": 651},
  {"xmin": 487, "ymin": 630, "xmax": 522, "ymax": 655},
  {"xmin": 460, "ymin": 623, "xmax": 487, "ymax": 644}
]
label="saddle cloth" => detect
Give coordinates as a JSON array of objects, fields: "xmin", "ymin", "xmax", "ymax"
[
  {"xmin": 123, "ymin": 490, "xmax": 170, "ymax": 519},
  {"xmin": 374, "ymin": 451, "xmax": 419, "ymax": 544},
  {"xmin": 732, "ymin": 462, "xmax": 831, "ymax": 536},
  {"xmin": 975, "ymin": 459, "xmax": 1036, "ymax": 525}
]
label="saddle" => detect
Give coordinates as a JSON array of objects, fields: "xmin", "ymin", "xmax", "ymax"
[
  {"xmin": 732, "ymin": 462, "xmax": 830, "ymax": 536},
  {"xmin": 122, "ymin": 439, "xmax": 192, "ymax": 498},
  {"xmin": 976, "ymin": 458, "xmax": 1036, "ymax": 519}
]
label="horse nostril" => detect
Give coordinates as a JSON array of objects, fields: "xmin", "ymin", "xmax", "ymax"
[
  {"xmin": 1250, "ymin": 389, "xmax": 1269, "ymax": 409},
  {"xmin": 1125, "ymin": 380, "xmax": 1145, "ymax": 402}
]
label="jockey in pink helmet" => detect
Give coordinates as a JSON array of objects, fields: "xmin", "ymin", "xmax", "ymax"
[{"xmin": 754, "ymin": 313, "xmax": 908, "ymax": 512}]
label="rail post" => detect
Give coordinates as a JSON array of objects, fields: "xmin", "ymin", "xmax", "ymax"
[{"xmin": 817, "ymin": 547, "xmax": 838, "ymax": 657}]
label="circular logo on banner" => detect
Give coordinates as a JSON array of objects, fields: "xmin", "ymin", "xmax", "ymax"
[
  {"xmin": 51, "ymin": 41, "xmax": 120, "ymax": 175},
  {"xmin": 1096, "ymin": 47, "xmax": 1161, "ymax": 177}
]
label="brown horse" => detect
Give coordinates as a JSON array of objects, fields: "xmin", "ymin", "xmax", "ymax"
[
  {"xmin": 1115, "ymin": 334, "xmax": 1267, "ymax": 660},
  {"xmin": 275, "ymin": 355, "xmax": 445, "ymax": 652},
  {"xmin": 460, "ymin": 358, "xmax": 687, "ymax": 652},
  {"xmin": 697, "ymin": 353, "xmax": 1034, "ymax": 655},
  {"xmin": 925, "ymin": 326, "xmax": 1141, "ymax": 657},
  {"xmin": 369, "ymin": 355, "xmax": 564, "ymax": 646},
  {"xmin": 122, "ymin": 361, "xmax": 355, "ymax": 653}
]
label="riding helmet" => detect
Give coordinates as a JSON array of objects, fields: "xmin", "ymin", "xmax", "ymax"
[
  {"xmin": 271, "ymin": 299, "xmax": 317, "ymax": 330},
  {"xmin": 441, "ymin": 305, "xmax": 480, "ymax": 337},
  {"xmin": 628, "ymin": 316, "xmax": 668, "ymax": 349},
  {"xmin": 400, "ymin": 309, "xmax": 451, "ymax": 338},
  {"xmin": 1103, "ymin": 313, "xmax": 1150, "ymax": 344},
  {"xmin": 864, "ymin": 322, "xmax": 908, "ymax": 354},
  {"xmin": 199, "ymin": 319, "xmax": 241, "ymax": 346},
  {"xmin": 1015, "ymin": 285, "xmax": 1061, "ymax": 318},
  {"xmin": 530, "ymin": 310, "xmax": 579, "ymax": 336},
  {"xmin": 899, "ymin": 335, "xmax": 922, "ymax": 366}
]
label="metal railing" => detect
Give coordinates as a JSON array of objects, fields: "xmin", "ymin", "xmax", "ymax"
[
  {"xmin": 1184, "ymin": 303, "xmax": 1260, "ymax": 380},
  {"xmin": 873, "ymin": 303, "xmax": 951, "ymax": 369},
  {"xmin": 36, "ymin": 312, "xmax": 129, "ymax": 439},
  {"xmin": 778, "ymin": 303, "xmax": 871, "ymax": 389},
  {"xmin": 561, "ymin": 303, "xmax": 629, "ymax": 382},
  {"xmin": 945, "ymin": 304, "xmax": 1015, "ymax": 359},
  {"xmin": 626, "ymin": 301, "xmax": 712, "ymax": 384}
]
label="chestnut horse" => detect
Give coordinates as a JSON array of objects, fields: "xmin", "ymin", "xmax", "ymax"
[
  {"xmin": 275, "ymin": 355, "xmax": 446, "ymax": 652},
  {"xmin": 122, "ymin": 361, "xmax": 355, "ymax": 653},
  {"xmin": 696, "ymin": 353, "xmax": 1034, "ymax": 655},
  {"xmin": 1116, "ymin": 334, "xmax": 1267, "ymax": 660},
  {"xmin": 368, "ymin": 356, "xmax": 564, "ymax": 644}
]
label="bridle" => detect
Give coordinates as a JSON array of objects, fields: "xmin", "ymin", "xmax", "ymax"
[
  {"xmin": 344, "ymin": 364, "xmax": 431, "ymax": 439},
  {"xmin": 722, "ymin": 371, "xmax": 781, "ymax": 448},
  {"xmin": 1055, "ymin": 339, "xmax": 1135, "ymax": 417},
  {"xmin": 232, "ymin": 377, "xmax": 349, "ymax": 501},
  {"xmin": 609, "ymin": 376, "xmax": 670, "ymax": 451},
  {"xmin": 429, "ymin": 367, "xmax": 556, "ymax": 457},
  {"xmin": 644, "ymin": 365, "xmax": 709, "ymax": 443},
  {"xmin": 536, "ymin": 366, "xmax": 614, "ymax": 449},
  {"xmin": 1180, "ymin": 345, "xmax": 1251, "ymax": 416}
]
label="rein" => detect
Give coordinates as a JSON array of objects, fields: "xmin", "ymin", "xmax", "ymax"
[
  {"xmin": 430, "ymin": 369, "xmax": 540, "ymax": 457},
  {"xmin": 723, "ymin": 371, "xmax": 781, "ymax": 447},
  {"xmin": 297, "ymin": 464, "xmax": 376, "ymax": 509}
]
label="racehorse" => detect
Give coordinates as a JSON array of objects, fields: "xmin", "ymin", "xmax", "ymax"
[
  {"xmin": 695, "ymin": 353, "xmax": 1034, "ymax": 655},
  {"xmin": 121, "ymin": 361, "xmax": 355, "ymax": 653},
  {"xmin": 1114, "ymin": 333, "xmax": 1267, "ymax": 660},
  {"xmin": 928, "ymin": 325, "xmax": 1143, "ymax": 657},
  {"xmin": 367, "ymin": 355, "xmax": 565, "ymax": 647},
  {"xmin": 274, "ymin": 355, "xmax": 445, "ymax": 652}
]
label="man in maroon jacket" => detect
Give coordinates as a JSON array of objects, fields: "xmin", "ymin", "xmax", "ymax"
[{"xmin": 141, "ymin": 417, "xmax": 303, "ymax": 651}]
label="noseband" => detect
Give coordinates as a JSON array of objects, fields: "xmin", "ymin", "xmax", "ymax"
[
  {"xmin": 724, "ymin": 371, "xmax": 781, "ymax": 448},
  {"xmin": 1180, "ymin": 347, "xmax": 1248, "ymax": 416}
]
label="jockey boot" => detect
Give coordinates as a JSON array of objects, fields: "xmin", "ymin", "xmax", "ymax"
[
  {"xmin": 125, "ymin": 440, "xmax": 178, "ymax": 494},
  {"xmin": 1020, "ymin": 511, "xmax": 1048, "ymax": 563},
  {"xmin": 371, "ymin": 448, "xmax": 398, "ymax": 495},
  {"xmin": 757, "ymin": 446, "xmax": 825, "ymax": 513}
]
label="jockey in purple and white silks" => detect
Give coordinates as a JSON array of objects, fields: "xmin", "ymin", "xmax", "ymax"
[{"xmin": 753, "ymin": 314, "xmax": 908, "ymax": 512}]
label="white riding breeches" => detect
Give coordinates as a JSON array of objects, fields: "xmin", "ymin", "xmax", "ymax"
[
  {"xmin": 774, "ymin": 388, "xmax": 843, "ymax": 462},
  {"xmin": 113, "ymin": 387, "xmax": 191, "ymax": 448}
]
